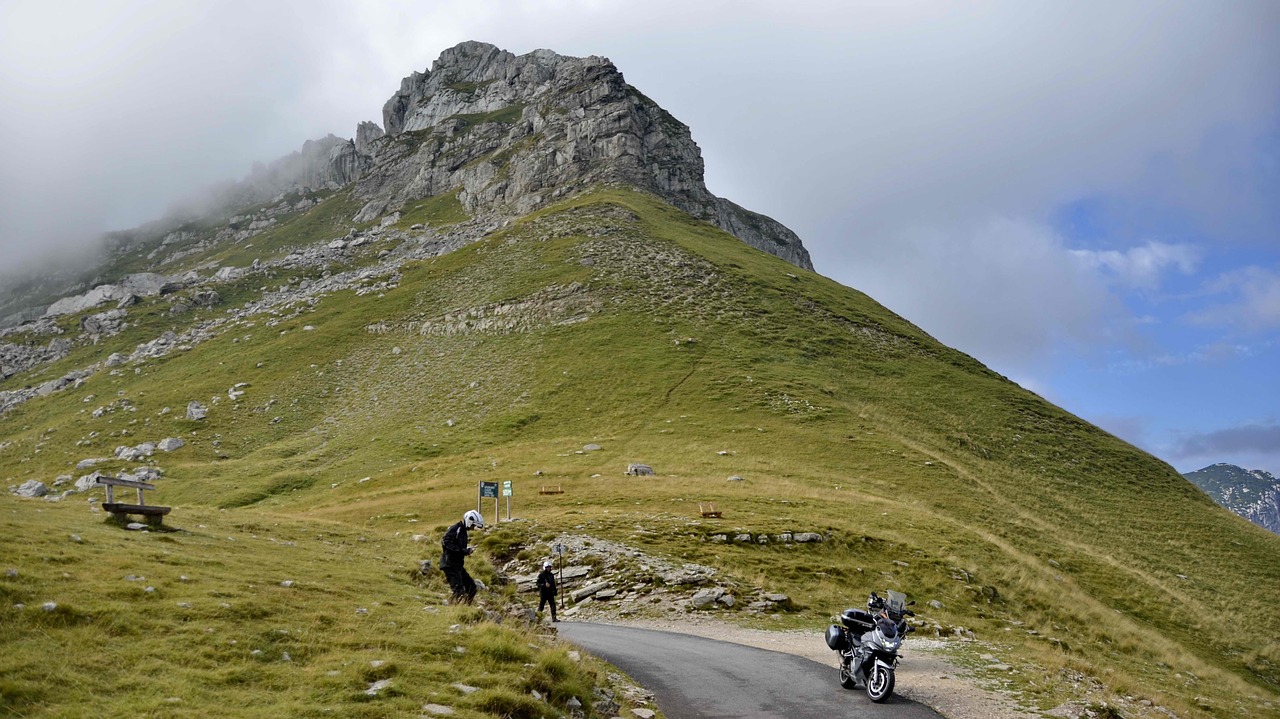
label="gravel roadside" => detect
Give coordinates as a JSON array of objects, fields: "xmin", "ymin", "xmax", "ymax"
[{"xmin": 588, "ymin": 616, "xmax": 1042, "ymax": 719}]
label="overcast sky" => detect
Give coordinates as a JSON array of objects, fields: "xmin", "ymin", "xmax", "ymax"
[{"xmin": 2, "ymin": 0, "xmax": 1278, "ymax": 477}]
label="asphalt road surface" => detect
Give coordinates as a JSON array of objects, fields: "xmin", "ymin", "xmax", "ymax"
[{"xmin": 556, "ymin": 622, "xmax": 943, "ymax": 719}]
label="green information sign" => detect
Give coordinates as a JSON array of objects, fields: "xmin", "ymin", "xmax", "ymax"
[
  {"xmin": 479, "ymin": 481, "xmax": 499, "ymax": 498},
  {"xmin": 502, "ymin": 481, "xmax": 512, "ymax": 497}
]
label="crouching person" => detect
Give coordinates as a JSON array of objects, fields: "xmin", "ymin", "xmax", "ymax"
[{"xmin": 441, "ymin": 510, "xmax": 485, "ymax": 604}]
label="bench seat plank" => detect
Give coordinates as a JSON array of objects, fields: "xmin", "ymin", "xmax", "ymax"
[{"xmin": 103, "ymin": 503, "xmax": 171, "ymax": 516}]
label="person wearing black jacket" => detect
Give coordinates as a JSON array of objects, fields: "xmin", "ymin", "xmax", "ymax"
[
  {"xmin": 536, "ymin": 560, "xmax": 558, "ymax": 622},
  {"xmin": 441, "ymin": 509, "xmax": 485, "ymax": 604}
]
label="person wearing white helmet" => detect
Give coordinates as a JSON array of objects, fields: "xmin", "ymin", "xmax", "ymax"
[
  {"xmin": 536, "ymin": 559, "xmax": 558, "ymax": 622},
  {"xmin": 441, "ymin": 509, "xmax": 485, "ymax": 604}
]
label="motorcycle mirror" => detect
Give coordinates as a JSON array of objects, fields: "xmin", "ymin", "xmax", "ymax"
[{"xmin": 908, "ymin": 600, "xmax": 916, "ymax": 606}]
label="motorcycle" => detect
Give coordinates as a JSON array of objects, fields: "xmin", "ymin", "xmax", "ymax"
[{"xmin": 824, "ymin": 590, "xmax": 915, "ymax": 702}]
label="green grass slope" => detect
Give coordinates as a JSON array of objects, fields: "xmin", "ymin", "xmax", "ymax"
[{"xmin": 3, "ymin": 187, "xmax": 1278, "ymax": 718}]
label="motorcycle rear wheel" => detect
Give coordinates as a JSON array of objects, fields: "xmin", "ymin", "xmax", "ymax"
[
  {"xmin": 866, "ymin": 664, "xmax": 894, "ymax": 702},
  {"xmin": 838, "ymin": 659, "xmax": 857, "ymax": 689}
]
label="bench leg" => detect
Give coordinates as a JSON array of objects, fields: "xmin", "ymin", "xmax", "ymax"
[{"xmin": 145, "ymin": 514, "xmax": 164, "ymax": 528}]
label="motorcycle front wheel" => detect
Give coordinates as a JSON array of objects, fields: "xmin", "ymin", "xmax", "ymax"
[
  {"xmin": 838, "ymin": 659, "xmax": 857, "ymax": 689},
  {"xmin": 866, "ymin": 664, "xmax": 894, "ymax": 702}
]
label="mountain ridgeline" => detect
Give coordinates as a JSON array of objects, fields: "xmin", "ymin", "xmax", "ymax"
[
  {"xmin": 1, "ymin": 42, "xmax": 1277, "ymax": 719},
  {"xmin": 1185, "ymin": 463, "xmax": 1280, "ymax": 534}
]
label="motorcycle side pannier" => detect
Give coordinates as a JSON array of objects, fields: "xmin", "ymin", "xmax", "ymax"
[
  {"xmin": 824, "ymin": 624, "xmax": 848, "ymax": 651},
  {"xmin": 840, "ymin": 608, "xmax": 873, "ymax": 631}
]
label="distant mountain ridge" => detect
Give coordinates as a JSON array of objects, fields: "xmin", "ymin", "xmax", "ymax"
[{"xmin": 1184, "ymin": 463, "xmax": 1280, "ymax": 534}]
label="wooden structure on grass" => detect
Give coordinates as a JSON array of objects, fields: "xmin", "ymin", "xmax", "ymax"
[
  {"xmin": 96, "ymin": 475, "xmax": 171, "ymax": 527},
  {"xmin": 699, "ymin": 502, "xmax": 722, "ymax": 518},
  {"xmin": 539, "ymin": 484, "xmax": 564, "ymax": 495}
]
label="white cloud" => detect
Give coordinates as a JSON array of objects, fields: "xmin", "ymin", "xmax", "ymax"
[
  {"xmin": 1190, "ymin": 266, "xmax": 1280, "ymax": 331},
  {"xmin": 831, "ymin": 216, "xmax": 1124, "ymax": 369},
  {"xmin": 1070, "ymin": 242, "xmax": 1201, "ymax": 291}
]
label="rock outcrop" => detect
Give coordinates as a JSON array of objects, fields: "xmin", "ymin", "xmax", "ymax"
[
  {"xmin": 44, "ymin": 273, "xmax": 176, "ymax": 317},
  {"xmin": 1185, "ymin": 464, "xmax": 1280, "ymax": 534},
  {"xmin": 355, "ymin": 41, "xmax": 812, "ymax": 270}
]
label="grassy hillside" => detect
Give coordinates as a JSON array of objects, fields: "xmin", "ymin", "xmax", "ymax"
[{"xmin": 3, "ymin": 188, "xmax": 1278, "ymax": 718}]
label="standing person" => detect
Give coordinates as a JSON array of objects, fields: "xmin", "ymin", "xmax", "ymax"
[
  {"xmin": 441, "ymin": 510, "xmax": 485, "ymax": 604},
  {"xmin": 536, "ymin": 560, "xmax": 558, "ymax": 622}
]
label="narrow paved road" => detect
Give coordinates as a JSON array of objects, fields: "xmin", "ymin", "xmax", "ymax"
[{"xmin": 557, "ymin": 622, "xmax": 943, "ymax": 719}]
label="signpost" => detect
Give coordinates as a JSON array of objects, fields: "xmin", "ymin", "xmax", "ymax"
[
  {"xmin": 553, "ymin": 542, "xmax": 567, "ymax": 609},
  {"xmin": 478, "ymin": 481, "xmax": 499, "ymax": 524},
  {"xmin": 502, "ymin": 480, "xmax": 513, "ymax": 522}
]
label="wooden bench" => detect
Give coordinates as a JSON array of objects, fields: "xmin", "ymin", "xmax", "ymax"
[
  {"xmin": 96, "ymin": 475, "xmax": 171, "ymax": 527},
  {"xmin": 699, "ymin": 502, "xmax": 722, "ymax": 518},
  {"xmin": 539, "ymin": 484, "xmax": 564, "ymax": 495}
]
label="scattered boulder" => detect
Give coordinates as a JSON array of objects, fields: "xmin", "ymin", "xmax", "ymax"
[
  {"xmin": 626, "ymin": 463, "xmax": 654, "ymax": 476},
  {"xmin": 583, "ymin": 443, "xmax": 602, "ymax": 452},
  {"xmin": 81, "ymin": 309, "xmax": 127, "ymax": 338},
  {"xmin": 792, "ymin": 532, "xmax": 824, "ymax": 543},
  {"xmin": 12, "ymin": 480, "xmax": 48, "ymax": 498},
  {"xmin": 75, "ymin": 472, "xmax": 106, "ymax": 492},
  {"xmin": 570, "ymin": 581, "xmax": 611, "ymax": 603},
  {"xmin": 114, "ymin": 445, "xmax": 145, "ymax": 462},
  {"xmin": 186, "ymin": 402, "xmax": 208, "ymax": 420},
  {"xmin": 690, "ymin": 587, "xmax": 725, "ymax": 609},
  {"xmin": 189, "ymin": 289, "xmax": 221, "ymax": 307},
  {"xmin": 158, "ymin": 437, "xmax": 185, "ymax": 452}
]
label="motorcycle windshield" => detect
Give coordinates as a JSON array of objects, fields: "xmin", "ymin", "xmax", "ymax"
[
  {"xmin": 886, "ymin": 590, "xmax": 907, "ymax": 613},
  {"xmin": 877, "ymin": 619, "xmax": 898, "ymax": 639}
]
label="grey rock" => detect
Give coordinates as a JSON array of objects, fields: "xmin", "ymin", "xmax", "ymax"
[
  {"xmin": 13, "ymin": 480, "xmax": 48, "ymax": 497},
  {"xmin": 355, "ymin": 121, "xmax": 385, "ymax": 155},
  {"xmin": 626, "ymin": 463, "xmax": 654, "ymax": 476},
  {"xmin": 158, "ymin": 437, "xmax": 185, "ymax": 452},
  {"xmin": 189, "ymin": 289, "xmax": 221, "ymax": 307},
  {"xmin": 75, "ymin": 472, "xmax": 106, "ymax": 492},
  {"xmin": 422, "ymin": 704, "xmax": 455, "ymax": 716},
  {"xmin": 359, "ymin": 41, "xmax": 812, "ymax": 270},
  {"xmin": 690, "ymin": 587, "xmax": 725, "ymax": 609},
  {"xmin": 570, "ymin": 581, "xmax": 611, "ymax": 602},
  {"xmin": 727, "ymin": 475, "xmax": 744, "ymax": 482},
  {"xmin": 364, "ymin": 679, "xmax": 392, "ymax": 696},
  {"xmin": 131, "ymin": 467, "xmax": 163, "ymax": 482},
  {"xmin": 76, "ymin": 457, "xmax": 106, "ymax": 470},
  {"xmin": 792, "ymin": 532, "xmax": 824, "ymax": 543},
  {"xmin": 583, "ymin": 443, "xmax": 602, "ymax": 452},
  {"xmin": 186, "ymin": 402, "xmax": 208, "ymax": 420},
  {"xmin": 44, "ymin": 274, "xmax": 173, "ymax": 317},
  {"xmin": 81, "ymin": 308, "xmax": 127, "ymax": 338}
]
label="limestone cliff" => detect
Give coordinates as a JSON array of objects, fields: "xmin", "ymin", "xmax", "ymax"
[{"xmin": 354, "ymin": 41, "xmax": 812, "ymax": 270}]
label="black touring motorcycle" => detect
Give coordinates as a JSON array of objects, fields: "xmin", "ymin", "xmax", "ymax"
[{"xmin": 824, "ymin": 590, "xmax": 915, "ymax": 702}]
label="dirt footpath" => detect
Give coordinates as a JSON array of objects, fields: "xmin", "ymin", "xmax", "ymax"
[{"xmin": 603, "ymin": 617, "xmax": 1042, "ymax": 719}]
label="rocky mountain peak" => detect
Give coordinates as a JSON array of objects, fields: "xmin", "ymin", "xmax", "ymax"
[{"xmin": 355, "ymin": 41, "xmax": 812, "ymax": 270}]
